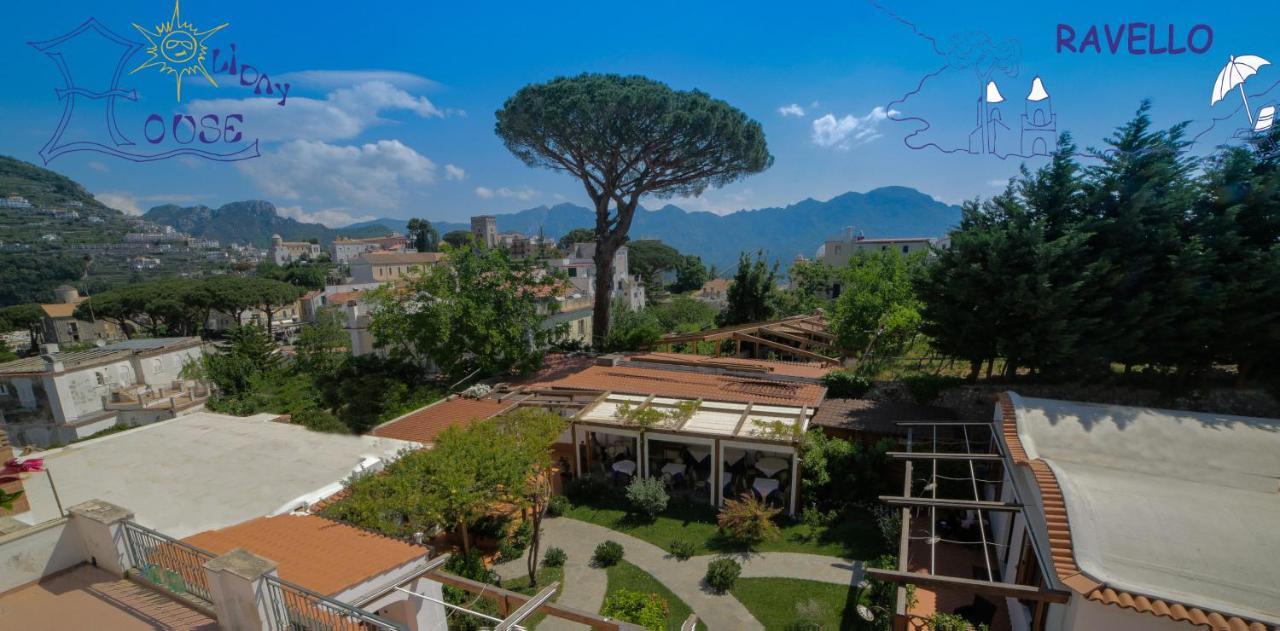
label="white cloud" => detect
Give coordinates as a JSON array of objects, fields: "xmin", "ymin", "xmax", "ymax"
[
  {"xmin": 276, "ymin": 205, "xmax": 376, "ymax": 228},
  {"xmin": 87, "ymin": 160, "xmax": 109, "ymax": 172},
  {"xmin": 240, "ymin": 139, "xmax": 437, "ymax": 209},
  {"xmin": 667, "ymin": 188, "xmax": 756, "ymax": 216},
  {"xmin": 988, "ymin": 178, "xmax": 1010, "ymax": 187},
  {"xmin": 811, "ymin": 106, "xmax": 898, "ymax": 149},
  {"xmin": 474, "ymin": 186, "xmax": 538, "ymax": 201},
  {"xmin": 778, "ymin": 103, "xmax": 806, "ymax": 117},
  {"xmin": 444, "ymin": 164, "xmax": 466, "ymax": 181},
  {"xmin": 276, "ymin": 69, "xmax": 439, "ymax": 91},
  {"xmin": 186, "ymin": 80, "xmax": 456, "ymax": 142},
  {"xmin": 94, "ymin": 192, "xmax": 142, "ymax": 215}
]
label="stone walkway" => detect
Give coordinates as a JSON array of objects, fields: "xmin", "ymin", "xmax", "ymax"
[{"xmin": 493, "ymin": 517, "xmax": 865, "ymax": 630}]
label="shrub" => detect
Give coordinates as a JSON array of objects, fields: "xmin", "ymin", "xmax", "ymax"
[
  {"xmin": 600, "ymin": 589, "xmax": 668, "ymax": 631},
  {"xmin": 669, "ymin": 538, "xmax": 697, "ymax": 561},
  {"xmin": 510, "ymin": 519, "xmax": 533, "ymax": 551},
  {"xmin": 543, "ymin": 546, "xmax": 567, "ymax": 568},
  {"xmin": 443, "ymin": 551, "xmax": 497, "ymax": 584},
  {"xmin": 593, "ymin": 540, "xmax": 625, "ymax": 567},
  {"xmin": 546, "ymin": 494, "xmax": 571, "ymax": 517},
  {"xmin": 291, "ymin": 407, "xmax": 349, "ymax": 434},
  {"xmin": 927, "ymin": 612, "xmax": 970, "ymax": 631},
  {"xmin": 799, "ymin": 505, "xmax": 833, "ymax": 542},
  {"xmin": 566, "ymin": 475, "xmax": 611, "ymax": 504},
  {"xmin": 820, "ymin": 370, "xmax": 873, "ymax": 398},
  {"xmin": 704, "ymin": 557, "xmax": 741, "ymax": 593},
  {"xmin": 497, "ymin": 542, "xmax": 522, "ymax": 563},
  {"xmin": 717, "ymin": 493, "xmax": 782, "ymax": 545},
  {"xmin": 625, "ymin": 477, "xmax": 669, "ymax": 517},
  {"xmin": 902, "ymin": 374, "xmax": 964, "ymax": 404},
  {"xmin": 459, "ymin": 383, "xmax": 493, "ymax": 399}
]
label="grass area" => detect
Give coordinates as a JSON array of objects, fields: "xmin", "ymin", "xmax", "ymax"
[
  {"xmin": 730, "ymin": 578, "xmax": 867, "ymax": 630},
  {"xmin": 496, "ymin": 564, "xmax": 564, "ymax": 630},
  {"xmin": 602, "ymin": 559, "xmax": 698, "ymax": 631},
  {"xmin": 562, "ymin": 497, "xmax": 887, "ymax": 559}
]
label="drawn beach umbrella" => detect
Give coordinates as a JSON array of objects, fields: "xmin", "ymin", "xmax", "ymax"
[{"xmin": 1212, "ymin": 55, "xmax": 1271, "ymax": 125}]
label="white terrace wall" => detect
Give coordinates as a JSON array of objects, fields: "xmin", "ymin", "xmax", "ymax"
[{"xmin": 0, "ymin": 518, "xmax": 88, "ymax": 594}]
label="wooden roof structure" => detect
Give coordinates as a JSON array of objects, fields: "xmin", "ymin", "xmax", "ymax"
[{"xmin": 644, "ymin": 314, "xmax": 840, "ymax": 366}]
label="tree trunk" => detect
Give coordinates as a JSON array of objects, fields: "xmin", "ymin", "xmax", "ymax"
[
  {"xmin": 966, "ymin": 359, "xmax": 981, "ymax": 381},
  {"xmin": 459, "ymin": 520, "xmax": 471, "ymax": 554},
  {"xmin": 591, "ymin": 241, "xmax": 618, "ymax": 347}
]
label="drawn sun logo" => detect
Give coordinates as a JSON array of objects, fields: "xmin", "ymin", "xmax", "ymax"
[{"xmin": 130, "ymin": 0, "xmax": 228, "ymax": 102}]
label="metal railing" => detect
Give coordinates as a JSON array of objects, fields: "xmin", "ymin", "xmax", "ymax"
[
  {"xmin": 264, "ymin": 575, "xmax": 404, "ymax": 631},
  {"xmin": 121, "ymin": 520, "xmax": 215, "ymax": 602}
]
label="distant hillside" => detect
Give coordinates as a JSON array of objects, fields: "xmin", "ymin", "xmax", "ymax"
[
  {"xmin": 0, "ymin": 154, "xmax": 114, "ymax": 212},
  {"xmin": 144, "ymin": 200, "xmax": 391, "ymax": 247},
  {"xmin": 352, "ymin": 186, "xmax": 960, "ymax": 272}
]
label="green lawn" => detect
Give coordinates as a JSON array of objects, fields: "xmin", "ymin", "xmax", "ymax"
[
  {"xmin": 730, "ymin": 578, "xmax": 868, "ymax": 630},
  {"xmin": 498, "ymin": 565, "xmax": 564, "ymax": 630},
  {"xmin": 562, "ymin": 497, "xmax": 887, "ymax": 559},
  {"xmin": 602, "ymin": 559, "xmax": 699, "ymax": 631}
]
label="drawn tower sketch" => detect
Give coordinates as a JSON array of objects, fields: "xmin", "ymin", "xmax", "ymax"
[
  {"xmin": 969, "ymin": 81, "xmax": 1009, "ymax": 155},
  {"xmin": 1021, "ymin": 76, "xmax": 1056, "ymax": 156}
]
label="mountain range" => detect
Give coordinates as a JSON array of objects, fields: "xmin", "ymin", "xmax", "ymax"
[
  {"xmin": 347, "ymin": 186, "xmax": 960, "ymax": 271},
  {"xmin": 142, "ymin": 201, "xmax": 389, "ymax": 247}
]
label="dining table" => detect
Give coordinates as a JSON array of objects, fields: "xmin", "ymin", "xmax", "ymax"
[
  {"xmin": 752, "ymin": 477, "xmax": 780, "ymax": 499},
  {"xmin": 661, "ymin": 462, "xmax": 687, "ymax": 477},
  {"xmin": 755, "ymin": 456, "xmax": 788, "ymax": 478}
]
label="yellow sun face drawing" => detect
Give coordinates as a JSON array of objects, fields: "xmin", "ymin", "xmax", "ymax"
[{"xmin": 130, "ymin": 0, "xmax": 228, "ymax": 102}]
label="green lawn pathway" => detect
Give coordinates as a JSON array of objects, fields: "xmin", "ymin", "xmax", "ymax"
[{"xmin": 493, "ymin": 516, "xmax": 867, "ymax": 630}]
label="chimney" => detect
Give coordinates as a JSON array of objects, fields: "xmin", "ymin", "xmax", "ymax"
[
  {"xmin": 41, "ymin": 353, "xmax": 64, "ymax": 373},
  {"xmin": 40, "ymin": 343, "xmax": 60, "ymax": 355}
]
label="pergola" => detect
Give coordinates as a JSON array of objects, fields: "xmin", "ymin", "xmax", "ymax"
[
  {"xmin": 645, "ymin": 314, "xmax": 840, "ymax": 366},
  {"xmin": 506, "ymin": 387, "xmax": 811, "ymax": 514},
  {"xmin": 870, "ymin": 420, "xmax": 1069, "ymax": 628}
]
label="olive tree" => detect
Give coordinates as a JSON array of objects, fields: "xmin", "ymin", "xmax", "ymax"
[{"xmin": 495, "ymin": 73, "xmax": 772, "ymax": 344}]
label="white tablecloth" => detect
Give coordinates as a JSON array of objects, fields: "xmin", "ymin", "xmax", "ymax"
[
  {"xmin": 687, "ymin": 446, "xmax": 710, "ymax": 462},
  {"xmin": 753, "ymin": 477, "xmax": 780, "ymax": 497},
  {"xmin": 755, "ymin": 457, "xmax": 788, "ymax": 477},
  {"xmin": 661, "ymin": 462, "xmax": 686, "ymax": 477},
  {"xmin": 611, "ymin": 460, "xmax": 636, "ymax": 475}
]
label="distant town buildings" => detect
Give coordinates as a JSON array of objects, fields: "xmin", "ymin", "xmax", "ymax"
[
  {"xmin": 39, "ymin": 286, "xmax": 125, "ymax": 347},
  {"xmin": 123, "ymin": 226, "xmax": 186, "ymax": 243},
  {"xmin": 693, "ymin": 278, "xmax": 732, "ymax": 309},
  {"xmin": 547, "ymin": 242, "xmax": 646, "ymax": 311},
  {"xmin": 0, "ymin": 195, "xmax": 32, "ymax": 209},
  {"xmin": 0, "ymin": 337, "xmax": 207, "ymax": 447},
  {"xmin": 329, "ymin": 234, "xmax": 409, "ymax": 264},
  {"xmin": 816, "ymin": 227, "xmax": 937, "ymax": 268},
  {"xmin": 268, "ymin": 234, "xmax": 322, "ymax": 265},
  {"xmin": 349, "ymin": 251, "xmax": 444, "ymax": 283}
]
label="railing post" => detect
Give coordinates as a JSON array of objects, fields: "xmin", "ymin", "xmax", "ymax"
[
  {"xmin": 204, "ymin": 548, "xmax": 278, "ymax": 631},
  {"xmin": 67, "ymin": 499, "xmax": 133, "ymax": 577}
]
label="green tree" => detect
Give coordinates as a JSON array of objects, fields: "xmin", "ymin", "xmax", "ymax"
[
  {"xmin": 670, "ymin": 255, "xmax": 708, "ymax": 294},
  {"xmin": 0, "ymin": 304, "xmax": 44, "ymax": 351},
  {"xmin": 602, "ymin": 300, "xmax": 663, "ymax": 351},
  {"xmin": 295, "ymin": 307, "xmax": 350, "ymax": 378},
  {"xmin": 496, "ymin": 73, "xmax": 772, "ymax": 344},
  {"xmin": 776, "ymin": 260, "xmax": 836, "ymax": 316},
  {"xmin": 368, "ymin": 242, "xmax": 558, "ymax": 381},
  {"xmin": 282, "ymin": 262, "xmax": 331, "ymax": 291},
  {"xmin": 407, "ymin": 218, "xmax": 440, "ymax": 253},
  {"xmin": 626, "ymin": 240, "xmax": 683, "ymax": 288},
  {"xmin": 249, "ymin": 278, "xmax": 305, "ymax": 336},
  {"xmin": 830, "ymin": 249, "xmax": 924, "ymax": 371},
  {"xmin": 718, "ymin": 251, "xmax": 778, "ymax": 326},
  {"xmin": 205, "ymin": 275, "xmax": 261, "ymax": 326},
  {"xmin": 650, "ymin": 295, "xmax": 716, "ymax": 334},
  {"xmin": 442, "ymin": 230, "xmax": 472, "ymax": 249},
  {"xmin": 557, "ymin": 227, "xmax": 596, "ymax": 251}
]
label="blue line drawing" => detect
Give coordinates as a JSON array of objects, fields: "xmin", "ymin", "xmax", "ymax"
[{"xmin": 27, "ymin": 18, "xmax": 259, "ymax": 164}]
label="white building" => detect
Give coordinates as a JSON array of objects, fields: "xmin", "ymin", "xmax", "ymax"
[
  {"xmin": 268, "ymin": 234, "xmax": 322, "ymax": 264},
  {"xmin": 547, "ymin": 242, "xmax": 646, "ymax": 311},
  {"xmin": 0, "ymin": 195, "xmax": 32, "ymax": 209},
  {"xmin": 329, "ymin": 234, "xmax": 409, "ymax": 264},
  {"xmin": 349, "ymin": 251, "xmax": 443, "ymax": 283},
  {"xmin": 0, "ymin": 337, "xmax": 207, "ymax": 447},
  {"xmin": 816, "ymin": 227, "xmax": 937, "ymax": 268}
]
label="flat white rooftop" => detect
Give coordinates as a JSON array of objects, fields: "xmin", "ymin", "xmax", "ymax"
[
  {"xmin": 1011, "ymin": 394, "xmax": 1280, "ymax": 626},
  {"xmin": 578, "ymin": 393, "xmax": 809, "ymax": 442},
  {"xmin": 18, "ymin": 412, "xmax": 415, "ymax": 537}
]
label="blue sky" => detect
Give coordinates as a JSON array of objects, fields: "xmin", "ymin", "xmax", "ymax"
[{"xmin": 0, "ymin": 1, "xmax": 1272, "ymax": 226}]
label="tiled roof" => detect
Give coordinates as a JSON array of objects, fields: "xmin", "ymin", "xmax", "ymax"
[
  {"xmin": 997, "ymin": 393, "xmax": 1270, "ymax": 631},
  {"xmin": 355, "ymin": 252, "xmax": 443, "ymax": 265},
  {"xmin": 370, "ymin": 397, "xmax": 515, "ymax": 444},
  {"xmin": 39, "ymin": 302, "xmax": 80, "ymax": 318},
  {"xmin": 184, "ymin": 514, "xmax": 427, "ymax": 596},
  {"xmin": 326, "ymin": 290, "xmax": 366, "ymax": 305},
  {"xmin": 625, "ymin": 352, "xmax": 834, "ymax": 379},
  {"xmin": 532, "ymin": 364, "xmax": 826, "ymax": 407},
  {"xmin": 811, "ymin": 398, "xmax": 954, "ymax": 435}
]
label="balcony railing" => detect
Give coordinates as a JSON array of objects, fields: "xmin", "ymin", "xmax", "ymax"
[
  {"xmin": 121, "ymin": 520, "xmax": 215, "ymax": 603},
  {"xmin": 264, "ymin": 575, "xmax": 404, "ymax": 631}
]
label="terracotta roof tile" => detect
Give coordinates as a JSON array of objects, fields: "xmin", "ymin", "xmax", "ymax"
[
  {"xmin": 531, "ymin": 364, "xmax": 825, "ymax": 407},
  {"xmin": 371, "ymin": 397, "xmax": 514, "ymax": 444},
  {"xmin": 625, "ymin": 352, "xmax": 834, "ymax": 379},
  {"xmin": 184, "ymin": 514, "xmax": 426, "ymax": 596},
  {"xmin": 998, "ymin": 393, "xmax": 1271, "ymax": 631}
]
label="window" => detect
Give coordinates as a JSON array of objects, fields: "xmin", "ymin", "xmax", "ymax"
[
  {"xmin": 902, "ymin": 245, "xmax": 909, "ymax": 253},
  {"xmin": 95, "ymin": 372, "xmax": 105, "ymax": 386}
]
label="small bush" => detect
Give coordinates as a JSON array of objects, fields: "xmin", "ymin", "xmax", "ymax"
[
  {"xmin": 704, "ymin": 557, "xmax": 741, "ymax": 593},
  {"xmin": 497, "ymin": 542, "xmax": 522, "ymax": 563},
  {"xmin": 510, "ymin": 519, "xmax": 533, "ymax": 551},
  {"xmin": 717, "ymin": 493, "xmax": 782, "ymax": 546},
  {"xmin": 625, "ymin": 477, "xmax": 669, "ymax": 517},
  {"xmin": 927, "ymin": 612, "xmax": 970, "ymax": 631},
  {"xmin": 593, "ymin": 540, "xmax": 625, "ymax": 567},
  {"xmin": 292, "ymin": 407, "xmax": 350, "ymax": 434},
  {"xmin": 600, "ymin": 589, "xmax": 668, "ymax": 631},
  {"xmin": 820, "ymin": 370, "xmax": 873, "ymax": 398},
  {"xmin": 799, "ymin": 505, "xmax": 833, "ymax": 542},
  {"xmin": 566, "ymin": 475, "xmax": 611, "ymax": 504},
  {"xmin": 902, "ymin": 374, "xmax": 964, "ymax": 404},
  {"xmin": 669, "ymin": 538, "xmax": 697, "ymax": 561},
  {"xmin": 543, "ymin": 546, "xmax": 567, "ymax": 568},
  {"xmin": 546, "ymin": 494, "xmax": 571, "ymax": 517},
  {"xmin": 443, "ymin": 551, "xmax": 497, "ymax": 584}
]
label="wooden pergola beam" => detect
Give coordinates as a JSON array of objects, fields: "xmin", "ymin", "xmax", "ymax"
[
  {"xmin": 864, "ymin": 568, "xmax": 1072, "ymax": 604},
  {"xmin": 757, "ymin": 326, "xmax": 827, "ymax": 348},
  {"xmin": 732, "ymin": 403, "xmax": 755, "ymax": 437},
  {"xmin": 879, "ymin": 496, "xmax": 1024, "ymax": 512},
  {"xmin": 732, "ymin": 332, "xmax": 840, "ymax": 365},
  {"xmin": 896, "ymin": 421, "xmax": 997, "ymax": 427}
]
